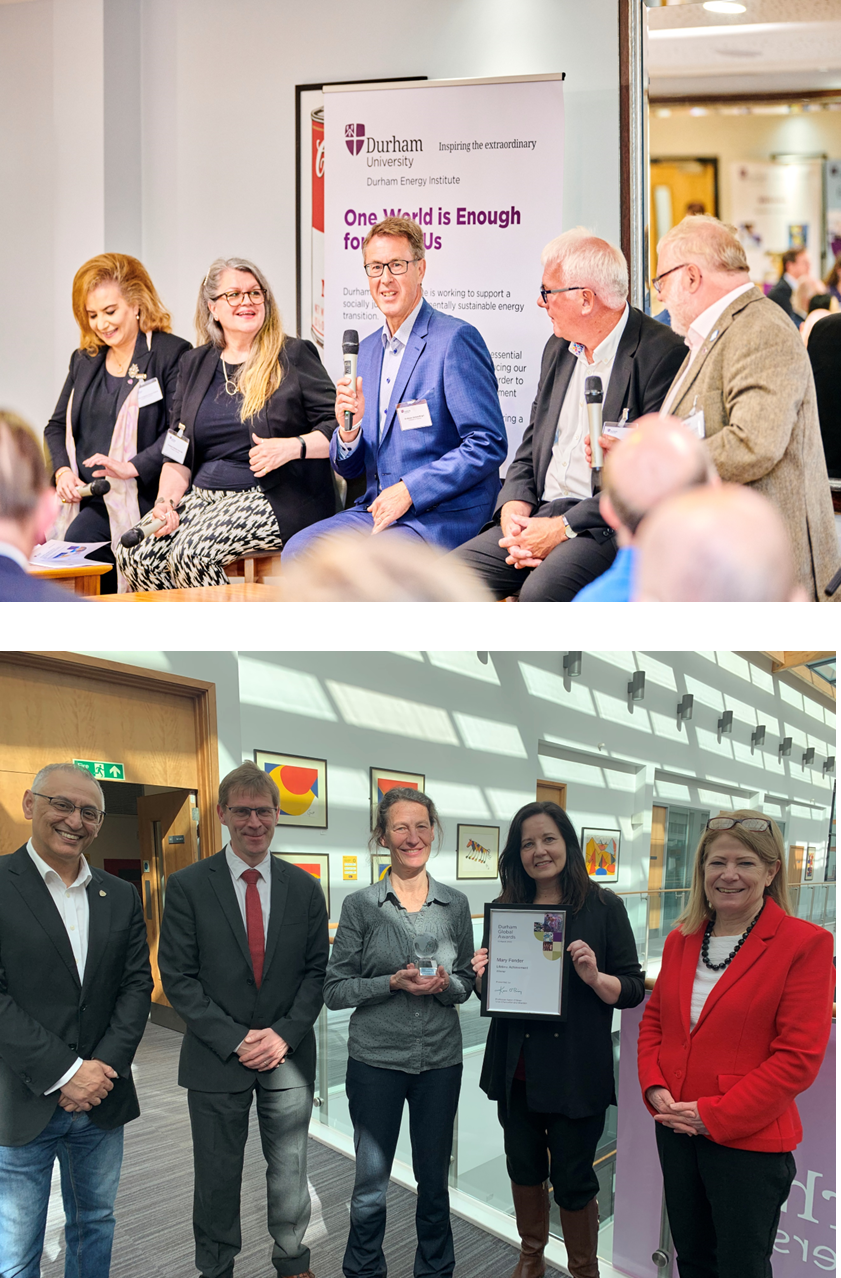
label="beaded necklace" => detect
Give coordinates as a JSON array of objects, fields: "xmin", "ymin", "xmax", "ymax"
[{"xmin": 701, "ymin": 901, "xmax": 764, "ymax": 972}]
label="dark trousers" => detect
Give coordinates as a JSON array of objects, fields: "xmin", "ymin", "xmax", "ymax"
[
  {"xmin": 453, "ymin": 505, "xmax": 616, "ymax": 601},
  {"xmin": 497, "ymin": 1079, "xmax": 605, "ymax": 1211},
  {"xmin": 65, "ymin": 500, "xmax": 118, "ymax": 593},
  {"xmin": 187, "ymin": 1083, "xmax": 314, "ymax": 1278},
  {"xmin": 656, "ymin": 1124, "xmax": 796, "ymax": 1278},
  {"xmin": 344, "ymin": 1057, "xmax": 462, "ymax": 1278}
]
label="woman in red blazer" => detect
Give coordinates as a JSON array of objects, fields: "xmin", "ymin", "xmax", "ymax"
[{"xmin": 637, "ymin": 810, "xmax": 834, "ymax": 1278}]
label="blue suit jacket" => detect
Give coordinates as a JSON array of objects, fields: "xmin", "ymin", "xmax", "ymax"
[
  {"xmin": 330, "ymin": 299, "xmax": 507, "ymax": 550},
  {"xmin": 0, "ymin": 555, "xmax": 82, "ymax": 602}
]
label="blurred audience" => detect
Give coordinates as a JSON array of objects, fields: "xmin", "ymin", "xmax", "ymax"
[
  {"xmin": 807, "ymin": 313, "xmax": 841, "ymax": 482},
  {"xmin": 801, "ymin": 293, "xmax": 840, "ymax": 346},
  {"xmin": 824, "ymin": 252, "xmax": 841, "ymax": 306},
  {"xmin": 768, "ymin": 247, "xmax": 811, "ymax": 323},
  {"xmin": 792, "ymin": 276, "xmax": 821, "ymax": 325}
]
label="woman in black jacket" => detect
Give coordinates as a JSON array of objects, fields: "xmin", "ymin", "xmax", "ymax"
[
  {"xmin": 473, "ymin": 802, "xmax": 644, "ymax": 1278},
  {"xmin": 45, "ymin": 253, "xmax": 190, "ymax": 590},
  {"xmin": 118, "ymin": 256, "xmax": 337, "ymax": 590}
]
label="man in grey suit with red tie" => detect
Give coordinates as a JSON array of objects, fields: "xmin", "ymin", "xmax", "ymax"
[{"xmin": 158, "ymin": 762, "xmax": 329, "ymax": 1278}]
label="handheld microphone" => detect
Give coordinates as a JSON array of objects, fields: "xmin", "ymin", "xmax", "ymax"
[
  {"xmin": 76, "ymin": 478, "xmax": 111, "ymax": 499},
  {"xmin": 585, "ymin": 375, "xmax": 604, "ymax": 472},
  {"xmin": 120, "ymin": 509, "xmax": 166, "ymax": 549},
  {"xmin": 342, "ymin": 329, "xmax": 359, "ymax": 432}
]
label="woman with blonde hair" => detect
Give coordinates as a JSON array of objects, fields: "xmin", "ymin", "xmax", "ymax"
[
  {"xmin": 638, "ymin": 810, "xmax": 834, "ymax": 1278},
  {"xmin": 45, "ymin": 253, "xmax": 190, "ymax": 590},
  {"xmin": 118, "ymin": 257, "xmax": 337, "ymax": 590}
]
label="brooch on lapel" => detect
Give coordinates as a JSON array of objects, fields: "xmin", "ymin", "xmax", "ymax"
[
  {"xmin": 708, "ymin": 330, "xmax": 719, "ymax": 345},
  {"xmin": 99, "ymin": 889, "xmax": 107, "ymax": 897}
]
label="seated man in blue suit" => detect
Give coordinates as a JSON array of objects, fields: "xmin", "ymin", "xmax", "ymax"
[{"xmin": 282, "ymin": 217, "xmax": 507, "ymax": 562}]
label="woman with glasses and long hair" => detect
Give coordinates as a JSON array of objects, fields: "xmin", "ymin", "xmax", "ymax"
[
  {"xmin": 45, "ymin": 253, "xmax": 191, "ymax": 591},
  {"xmin": 638, "ymin": 810, "xmax": 834, "ymax": 1278},
  {"xmin": 118, "ymin": 256, "xmax": 337, "ymax": 590},
  {"xmin": 472, "ymin": 802, "xmax": 644, "ymax": 1278}
]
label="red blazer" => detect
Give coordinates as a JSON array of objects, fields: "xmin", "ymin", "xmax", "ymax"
[{"xmin": 637, "ymin": 898, "xmax": 834, "ymax": 1152}]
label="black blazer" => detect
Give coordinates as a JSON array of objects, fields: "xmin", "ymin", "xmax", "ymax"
[
  {"xmin": 479, "ymin": 889, "xmax": 644, "ymax": 1118},
  {"xmin": 495, "ymin": 307, "xmax": 686, "ymax": 538},
  {"xmin": 0, "ymin": 846, "xmax": 153, "ymax": 1146},
  {"xmin": 44, "ymin": 330, "xmax": 192, "ymax": 513},
  {"xmin": 807, "ymin": 313, "xmax": 841, "ymax": 479},
  {"xmin": 167, "ymin": 339, "xmax": 338, "ymax": 544},
  {"xmin": 0, "ymin": 556, "xmax": 83, "ymax": 603},
  {"xmin": 767, "ymin": 276, "xmax": 797, "ymax": 324},
  {"xmin": 158, "ymin": 850, "xmax": 329, "ymax": 1093}
]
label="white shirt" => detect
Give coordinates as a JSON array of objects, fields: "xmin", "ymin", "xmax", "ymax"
[
  {"xmin": 689, "ymin": 938, "xmax": 732, "ymax": 1030},
  {"xmin": 225, "ymin": 844, "xmax": 271, "ymax": 944},
  {"xmin": 27, "ymin": 838, "xmax": 91, "ymax": 1092},
  {"xmin": 0, "ymin": 541, "xmax": 30, "ymax": 570},
  {"xmin": 660, "ymin": 281, "xmax": 754, "ymax": 416},
  {"xmin": 542, "ymin": 305, "xmax": 630, "ymax": 503},
  {"xmin": 337, "ymin": 296, "xmax": 425, "ymax": 468}
]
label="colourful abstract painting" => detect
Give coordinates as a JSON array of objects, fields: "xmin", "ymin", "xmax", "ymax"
[
  {"xmin": 582, "ymin": 828, "xmax": 620, "ymax": 882},
  {"xmin": 275, "ymin": 852, "xmax": 330, "ymax": 914},
  {"xmin": 457, "ymin": 824, "xmax": 500, "ymax": 880},
  {"xmin": 369, "ymin": 767, "xmax": 425, "ymax": 825},
  {"xmin": 254, "ymin": 751, "xmax": 327, "ymax": 828}
]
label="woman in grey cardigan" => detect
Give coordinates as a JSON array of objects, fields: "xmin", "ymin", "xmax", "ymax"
[{"xmin": 323, "ymin": 788, "xmax": 475, "ymax": 1278}]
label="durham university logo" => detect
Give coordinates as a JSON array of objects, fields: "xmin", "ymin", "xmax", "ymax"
[{"xmin": 345, "ymin": 124, "xmax": 365, "ymax": 156}]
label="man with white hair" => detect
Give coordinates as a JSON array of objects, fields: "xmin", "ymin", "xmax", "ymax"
[
  {"xmin": 634, "ymin": 484, "xmax": 806, "ymax": 602},
  {"xmin": 454, "ymin": 228, "xmax": 685, "ymax": 600},
  {"xmin": 649, "ymin": 216, "xmax": 839, "ymax": 601},
  {"xmin": 573, "ymin": 414, "xmax": 717, "ymax": 602}
]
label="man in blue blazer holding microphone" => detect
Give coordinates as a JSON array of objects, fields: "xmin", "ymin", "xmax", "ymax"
[{"xmin": 281, "ymin": 217, "xmax": 507, "ymax": 559}]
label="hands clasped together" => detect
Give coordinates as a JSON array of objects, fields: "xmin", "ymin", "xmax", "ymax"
[
  {"xmin": 57, "ymin": 1058, "xmax": 118, "ymax": 1112},
  {"xmin": 236, "ymin": 1027, "xmax": 290, "ymax": 1072},
  {"xmin": 646, "ymin": 1087, "xmax": 710, "ymax": 1137},
  {"xmin": 390, "ymin": 962, "xmax": 450, "ymax": 996}
]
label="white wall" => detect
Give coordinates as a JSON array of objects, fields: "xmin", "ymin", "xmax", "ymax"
[
  {"xmin": 0, "ymin": 0, "xmax": 621, "ymax": 432},
  {"xmin": 81, "ymin": 649, "xmax": 836, "ymax": 923}
]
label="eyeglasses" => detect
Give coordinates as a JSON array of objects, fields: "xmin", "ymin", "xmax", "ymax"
[
  {"xmin": 539, "ymin": 285, "xmax": 585, "ymax": 304},
  {"xmin": 31, "ymin": 792, "xmax": 104, "ymax": 825},
  {"xmin": 652, "ymin": 264, "xmax": 689, "ymax": 295},
  {"xmin": 706, "ymin": 817, "xmax": 771, "ymax": 833},
  {"xmin": 363, "ymin": 259, "xmax": 419, "ymax": 278},
  {"xmin": 224, "ymin": 804, "xmax": 278, "ymax": 821},
  {"xmin": 212, "ymin": 288, "xmax": 265, "ymax": 306}
]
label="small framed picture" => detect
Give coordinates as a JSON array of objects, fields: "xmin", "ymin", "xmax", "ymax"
[
  {"xmin": 371, "ymin": 853, "xmax": 391, "ymax": 884},
  {"xmin": 457, "ymin": 824, "xmax": 500, "ymax": 880},
  {"xmin": 274, "ymin": 852, "xmax": 330, "ymax": 915},
  {"xmin": 254, "ymin": 751, "xmax": 327, "ymax": 829},
  {"xmin": 581, "ymin": 828, "xmax": 620, "ymax": 882},
  {"xmin": 481, "ymin": 903, "xmax": 570, "ymax": 1020},
  {"xmin": 804, "ymin": 848, "xmax": 815, "ymax": 882},
  {"xmin": 369, "ymin": 767, "xmax": 425, "ymax": 827}
]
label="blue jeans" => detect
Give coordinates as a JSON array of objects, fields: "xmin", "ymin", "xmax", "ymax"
[
  {"xmin": 0, "ymin": 1108, "xmax": 124, "ymax": 1278},
  {"xmin": 344, "ymin": 1058, "xmax": 462, "ymax": 1278}
]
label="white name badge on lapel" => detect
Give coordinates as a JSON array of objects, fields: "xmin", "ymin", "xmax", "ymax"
[
  {"xmin": 136, "ymin": 377, "xmax": 163, "ymax": 408},
  {"xmin": 603, "ymin": 422, "xmax": 636, "ymax": 440},
  {"xmin": 682, "ymin": 409, "xmax": 706, "ymax": 439},
  {"xmin": 396, "ymin": 399, "xmax": 433, "ymax": 430},
  {"xmin": 161, "ymin": 426, "xmax": 189, "ymax": 464}
]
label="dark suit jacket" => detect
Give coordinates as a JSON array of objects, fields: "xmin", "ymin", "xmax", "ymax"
[
  {"xmin": 168, "ymin": 339, "xmax": 338, "ymax": 544},
  {"xmin": 158, "ymin": 850, "xmax": 329, "ymax": 1092},
  {"xmin": 807, "ymin": 312, "xmax": 841, "ymax": 479},
  {"xmin": 495, "ymin": 307, "xmax": 686, "ymax": 538},
  {"xmin": 44, "ymin": 330, "xmax": 192, "ymax": 514},
  {"xmin": 0, "ymin": 846, "xmax": 153, "ymax": 1146},
  {"xmin": 767, "ymin": 276, "xmax": 797, "ymax": 323},
  {"xmin": 0, "ymin": 555, "xmax": 83, "ymax": 603}
]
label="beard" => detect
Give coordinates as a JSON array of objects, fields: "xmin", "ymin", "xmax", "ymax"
[{"xmin": 667, "ymin": 291, "xmax": 694, "ymax": 337}]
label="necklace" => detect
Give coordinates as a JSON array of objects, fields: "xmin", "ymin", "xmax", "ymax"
[
  {"xmin": 701, "ymin": 903, "xmax": 764, "ymax": 971},
  {"xmin": 221, "ymin": 357, "xmax": 242, "ymax": 396}
]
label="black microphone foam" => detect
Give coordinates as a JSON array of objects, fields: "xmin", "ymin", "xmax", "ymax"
[
  {"xmin": 342, "ymin": 329, "xmax": 359, "ymax": 354},
  {"xmin": 120, "ymin": 528, "xmax": 143, "ymax": 549},
  {"xmin": 584, "ymin": 375, "xmax": 604, "ymax": 404}
]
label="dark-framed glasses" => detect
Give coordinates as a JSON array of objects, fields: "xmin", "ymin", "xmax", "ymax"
[
  {"xmin": 31, "ymin": 792, "xmax": 104, "ymax": 825},
  {"xmin": 224, "ymin": 803, "xmax": 278, "ymax": 821},
  {"xmin": 706, "ymin": 817, "xmax": 771, "ymax": 833},
  {"xmin": 652, "ymin": 264, "xmax": 689, "ymax": 295},
  {"xmin": 539, "ymin": 284, "xmax": 586, "ymax": 304},
  {"xmin": 213, "ymin": 288, "xmax": 265, "ymax": 306},
  {"xmin": 364, "ymin": 259, "xmax": 418, "ymax": 278}
]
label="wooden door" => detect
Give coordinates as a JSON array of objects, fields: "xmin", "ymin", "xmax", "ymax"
[
  {"xmin": 649, "ymin": 806, "xmax": 668, "ymax": 931},
  {"xmin": 787, "ymin": 844, "xmax": 805, "ymax": 886},
  {"xmin": 138, "ymin": 791, "xmax": 197, "ymax": 1007},
  {"xmin": 536, "ymin": 781, "xmax": 567, "ymax": 808}
]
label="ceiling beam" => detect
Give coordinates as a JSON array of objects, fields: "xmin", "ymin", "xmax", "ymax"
[{"xmin": 766, "ymin": 652, "xmax": 833, "ymax": 672}]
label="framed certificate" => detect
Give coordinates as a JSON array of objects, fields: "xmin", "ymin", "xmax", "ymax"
[{"xmin": 481, "ymin": 903, "xmax": 569, "ymax": 1021}]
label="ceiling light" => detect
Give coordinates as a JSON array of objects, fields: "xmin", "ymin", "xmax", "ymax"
[{"xmin": 703, "ymin": 2, "xmax": 747, "ymax": 13}]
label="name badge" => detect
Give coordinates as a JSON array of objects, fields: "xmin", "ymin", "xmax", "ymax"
[
  {"xmin": 161, "ymin": 427, "xmax": 189, "ymax": 464},
  {"xmin": 396, "ymin": 399, "xmax": 432, "ymax": 430},
  {"xmin": 682, "ymin": 408, "xmax": 706, "ymax": 440},
  {"xmin": 602, "ymin": 421, "xmax": 635, "ymax": 440},
  {"xmin": 136, "ymin": 377, "xmax": 163, "ymax": 408}
]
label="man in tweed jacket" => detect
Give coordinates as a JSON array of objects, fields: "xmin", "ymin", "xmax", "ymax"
[{"xmin": 647, "ymin": 216, "xmax": 839, "ymax": 601}]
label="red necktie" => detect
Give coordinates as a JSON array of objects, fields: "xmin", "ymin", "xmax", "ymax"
[{"xmin": 241, "ymin": 868, "xmax": 264, "ymax": 988}]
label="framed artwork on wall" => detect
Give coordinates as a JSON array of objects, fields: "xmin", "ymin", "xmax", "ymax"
[
  {"xmin": 371, "ymin": 853, "xmax": 391, "ymax": 884},
  {"xmin": 582, "ymin": 828, "xmax": 620, "ymax": 881},
  {"xmin": 254, "ymin": 750, "xmax": 327, "ymax": 829},
  {"xmin": 456, "ymin": 824, "xmax": 500, "ymax": 880},
  {"xmin": 275, "ymin": 852, "xmax": 330, "ymax": 914},
  {"xmin": 804, "ymin": 848, "xmax": 815, "ymax": 882},
  {"xmin": 369, "ymin": 767, "xmax": 425, "ymax": 826}
]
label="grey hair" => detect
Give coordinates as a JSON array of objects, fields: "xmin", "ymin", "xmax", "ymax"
[
  {"xmin": 368, "ymin": 787, "xmax": 442, "ymax": 852},
  {"xmin": 541, "ymin": 227, "xmax": 629, "ymax": 309},
  {"xmin": 31, "ymin": 762, "xmax": 105, "ymax": 809},
  {"xmin": 195, "ymin": 257, "xmax": 278, "ymax": 349},
  {"xmin": 657, "ymin": 215, "xmax": 749, "ymax": 275}
]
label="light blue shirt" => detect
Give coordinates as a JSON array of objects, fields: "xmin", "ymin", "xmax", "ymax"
[
  {"xmin": 573, "ymin": 545, "xmax": 636, "ymax": 602},
  {"xmin": 336, "ymin": 296, "xmax": 425, "ymax": 465}
]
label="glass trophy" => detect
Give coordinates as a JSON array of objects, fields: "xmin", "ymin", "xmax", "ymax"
[{"xmin": 414, "ymin": 931, "xmax": 438, "ymax": 978}]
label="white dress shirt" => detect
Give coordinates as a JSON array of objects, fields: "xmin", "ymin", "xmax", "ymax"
[
  {"xmin": 689, "ymin": 938, "xmax": 731, "ymax": 1030},
  {"xmin": 225, "ymin": 844, "xmax": 271, "ymax": 944},
  {"xmin": 660, "ymin": 281, "xmax": 754, "ymax": 416},
  {"xmin": 0, "ymin": 541, "xmax": 31, "ymax": 570},
  {"xmin": 542, "ymin": 305, "xmax": 630, "ymax": 503},
  {"xmin": 337, "ymin": 296, "xmax": 425, "ymax": 465},
  {"xmin": 27, "ymin": 839, "xmax": 91, "ymax": 1092}
]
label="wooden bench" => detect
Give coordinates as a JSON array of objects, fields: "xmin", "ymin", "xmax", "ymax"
[
  {"xmin": 28, "ymin": 562, "xmax": 112, "ymax": 596},
  {"xmin": 224, "ymin": 553, "xmax": 282, "ymax": 585}
]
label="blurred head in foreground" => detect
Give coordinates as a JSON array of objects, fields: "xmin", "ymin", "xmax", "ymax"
[
  {"xmin": 634, "ymin": 484, "xmax": 805, "ymax": 602},
  {"xmin": 0, "ymin": 410, "xmax": 57, "ymax": 556},
  {"xmin": 279, "ymin": 531, "xmax": 493, "ymax": 602}
]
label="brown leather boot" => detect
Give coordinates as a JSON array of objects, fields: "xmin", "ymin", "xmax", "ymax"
[
  {"xmin": 510, "ymin": 1181, "xmax": 550, "ymax": 1278},
  {"xmin": 558, "ymin": 1196, "xmax": 600, "ymax": 1278}
]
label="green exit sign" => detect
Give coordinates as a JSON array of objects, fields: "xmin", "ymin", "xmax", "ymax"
[{"xmin": 73, "ymin": 759, "xmax": 125, "ymax": 781}]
